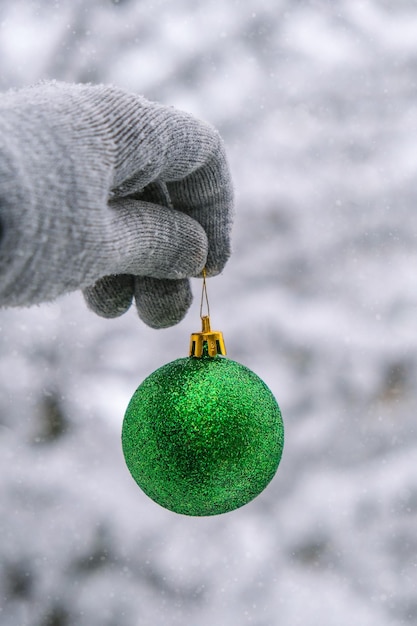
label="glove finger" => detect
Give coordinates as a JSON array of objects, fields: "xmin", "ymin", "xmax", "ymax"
[
  {"xmin": 138, "ymin": 174, "xmax": 232, "ymax": 278},
  {"xmin": 165, "ymin": 137, "xmax": 233, "ymax": 277},
  {"xmin": 83, "ymin": 274, "xmax": 134, "ymax": 318},
  {"xmin": 133, "ymin": 276, "xmax": 192, "ymax": 329},
  {"xmin": 104, "ymin": 92, "xmax": 234, "ymax": 277},
  {"xmin": 105, "ymin": 197, "xmax": 208, "ymax": 279}
]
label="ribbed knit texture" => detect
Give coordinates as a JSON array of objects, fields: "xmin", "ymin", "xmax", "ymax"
[{"xmin": 0, "ymin": 82, "xmax": 233, "ymax": 327}]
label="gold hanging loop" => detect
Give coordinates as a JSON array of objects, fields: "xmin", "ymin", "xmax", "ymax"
[
  {"xmin": 189, "ymin": 268, "xmax": 227, "ymax": 357},
  {"xmin": 199, "ymin": 267, "xmax": 210, "ymax": 319}
]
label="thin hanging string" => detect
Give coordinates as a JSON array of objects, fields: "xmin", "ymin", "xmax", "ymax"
[{"xmin": 199, "ymin": 268, "xmax": 210, "ymax": 319}]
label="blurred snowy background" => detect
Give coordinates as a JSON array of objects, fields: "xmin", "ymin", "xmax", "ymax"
[{"xmin": 1, "ymin": 0, "xmax": 417, "ymax": 624}]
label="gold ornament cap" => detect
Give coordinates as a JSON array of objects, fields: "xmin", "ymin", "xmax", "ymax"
[{"xmin": 189, "ymin": 315, "xmax": 226, "ymax": 357}]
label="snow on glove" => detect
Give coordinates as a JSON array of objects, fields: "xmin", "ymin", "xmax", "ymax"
[{"xmin": 0, "ymin": 82, "xmax": 233, "ymax": 328}]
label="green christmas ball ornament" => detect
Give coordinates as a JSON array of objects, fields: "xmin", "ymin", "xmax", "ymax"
[{"xmin": 122, "ymin": 277, "xmax": 284, "ymax": 516}]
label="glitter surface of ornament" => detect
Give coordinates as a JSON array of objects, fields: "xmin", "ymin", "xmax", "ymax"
[
  {"xmin": 122, "ymin": 352, "xmax": 284, "ymax": 516},
  {"xmin": 122, "ymin": 271, "xmax": 284, "ymax": 516}
]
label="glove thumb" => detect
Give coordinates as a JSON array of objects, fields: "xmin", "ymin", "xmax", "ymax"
[
  {"xmin": 83, "ymin": 197, "xmax": 208, "ymax": 327},
  {"xmin": 105, "ymin": 197, "xmax": 208, "ymax": 279}
]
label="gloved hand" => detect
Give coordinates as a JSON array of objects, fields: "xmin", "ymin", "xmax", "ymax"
[{"xmin": 0, "ymin": 82, "xmax": 233, "ymax": 328}]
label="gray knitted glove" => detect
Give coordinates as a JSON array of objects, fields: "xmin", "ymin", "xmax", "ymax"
[{"xmin": 0, "ymin": 82, "xmax": 233, "ymax": 328}]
